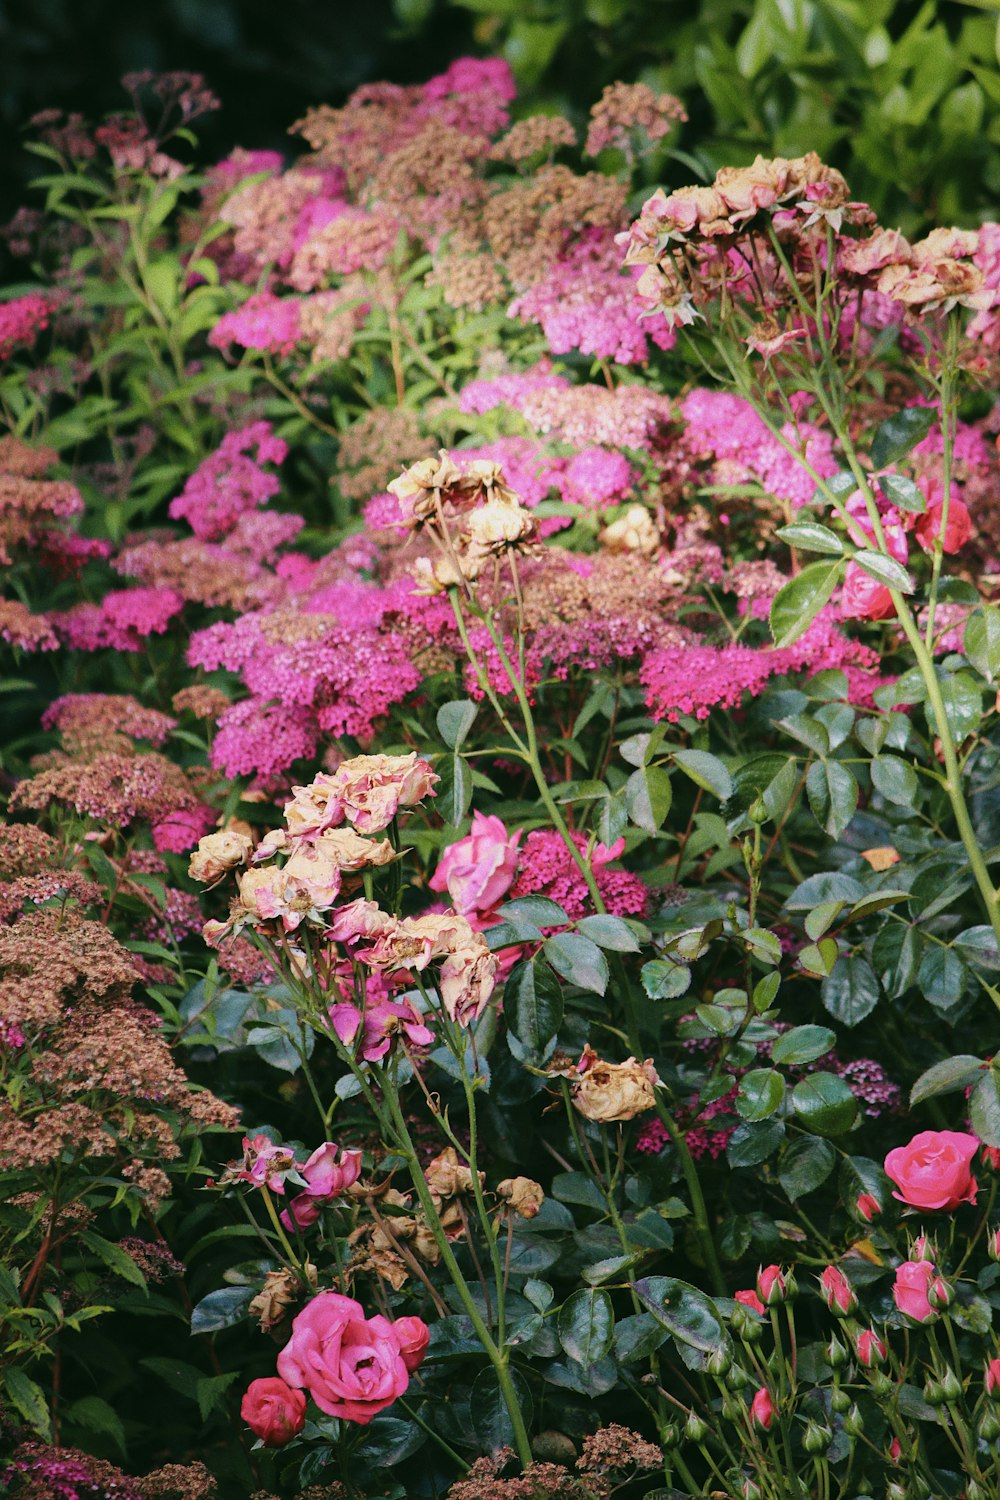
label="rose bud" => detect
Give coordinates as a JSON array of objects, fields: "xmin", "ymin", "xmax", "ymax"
[
  {"xmin": 981, "ymin": 1145, "xmax": 1000, "ymax": 1171},
  {"xmin": 985, "ymin": 1357, "xmax": 1000, "ymax": 1398},
  {"xmin": 742, "ymin": 1481, "xmax": 763, "ymax": 1500},
  {"xmin": 734, "ymin": 1288, "xmax": 765, "ymax": 1316},
  {"xmin": 803, "ymin": 1420, "xmax": 831, "ymax": 1455},
  {"xmin": 843, "ymin": 1404, "xmax": 864, "ymax": 1438},
  {"xmin": 750, "ymin": 1386, "xmax": 774, "ymax": 1430},
  {"xmin": 827, "ymin": 1335, "xmax": 849, "ymax": 1370},
  {"xmin": 987, "ymin": 1227, "xmax": 1000, "ymax": 1262},
  {"xmin": 830, "ymin": 1386, "xmax": 851, "ymax": 1414},
  {"xmin": 856, "ymin": 1192, "xmax": 882, "ymax": 1223},
  {"xmin": 923, "ymin": 1376, "xmax": 946, "ymax": 1407},
  {"xmin": 888, "ymin": 1436, "xmax": 901, "ymax": 1461},
  {"xmin": 909, "ymin": 1232, "xmax": 934, "ymax": 1263},
  {"xmin": 684, "ymin": 1412, "xmax": 708, "ymax": 1443},
  {"xmin": 939, "ymin": 1366, "xmax": 962, "ymax": 1403},
  {"xmin": 820, "ymin": 1265, "xmax": 856, "ymax": 1317},
  {"xmin": 854, "ymin": 1329, "xmax": 887, "ymax": 1367},
  {"xmin": 240, "ymin": 1377, "xmax": 307, "ymax": 1447},
  {"xmin": 927, "ymin": 1274, "xmax": 953, "ymax": 1311},
  {"xmin": 892, "ymin": 1261, "xmax": 936, "ymax": 1323},
  {"xmin": 391, "ymin": 1314, "xmax": 430, "ymax": 1373},
  {"xmin": 978, "ymin": 1411, "xmax": 1000, "ymax": 1443},
  {"xmin": 756, "ymin": 1264, "xmax": 787, "ymax": 1307},
  {"xmin": 721, "ymin": 1394, "xmax": 744, "ymax": 1422}
]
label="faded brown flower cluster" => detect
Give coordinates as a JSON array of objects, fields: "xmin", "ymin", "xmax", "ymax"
[{"xmin": 445, "ymin": 1424, "xmax": 663, "ymax": 1499}]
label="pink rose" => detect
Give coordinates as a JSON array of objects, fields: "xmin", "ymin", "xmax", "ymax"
[
  {"xmin": 280, "ymin": 1143, "xmax": 363, "ymax": 1232},
  {"xmin": 390, "ymin": 1315, "xmax": 430, "ymax": 1372},
  {"xmin": 884, "ymin": 1129, "xmax": 979, "ymax": 1211},
  {"xmin": 240, "ymin": 1377, "xmax": 306, "ymax": 1447},
  {"xmin": 914, "ymin": 498, "xmax": 972, "ymax": 555},
  {"xmin": 986, "ymin": 1357, "xmax": 1000, "ymax": 1397},
  {"xmin": 428, "ymin": 812, "xmax": 522, "ymax": 915},
  {"xmin": 820, "ymin": 1265, "xmax": 856, "ymax": 1316},
  {"xmin": 756, "ymin": 1265, "xmax": 786, "ymax": 1306},
  {"xmin": 893, "ymin": 1260, "xmax": 935, "ymax": 1322},
  {"xmin": 750, "ymin": 1387, "xmax": 774, "ymax": 1429},
  {"xmin": 277, "ymin": 1292, "xmax": 411, "ymax": 1424},
  {"xmin": 840, "ymin": 561, "xmax": 895, "ymax": 621},
  {"xmin": 734, "ymin": 1289, "xmax": 765, "ymax": 1316}
]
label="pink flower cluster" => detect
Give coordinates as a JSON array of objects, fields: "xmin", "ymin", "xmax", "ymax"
[
  {"xmin": 208, "ymin": 291, "xmax": 302, "ymax": 356},
  {"xmin": 680, "ymin": 389, "xmax": 838, "ymax": 510},
  {"xmin": 0, "ymin": 293, "xmax": 49, "ymax": 359},
  {"xmin": 640, "ymin": 642, "xmax": 782, "ymax": 723},
  {"xmin": 168, "ymin": 421, "xmax": 288, "ymax": 542},
  {"xmin": 509, "ymin": 829, "xmax": 648, "ymax": 921}
]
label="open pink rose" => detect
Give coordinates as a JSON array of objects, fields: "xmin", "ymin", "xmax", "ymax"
[
  {"xmin": 884, "ymin": 1129, "xmax": 979, "ymax": 1211},
  {"xmin": 914, "ymin": 498, "xmax": 972, "ymax": 555},
  {"xmin": 240, "ymin": 1377, "xmax": 306, "ymax": 1447},
  {"xmin": 276, "ymin": 1292, "xmax": 412, "ymax": 1424},
  {"xmin": 893, "ymin": 1260, "xmax": 935, "ymax": 1321},
  {"xmin": 280, "ymin": 1143, "xmax": 363, "ymax": 1232},
  {"xmin": 428, "ymin": 811, "xmax": 522, "ymax": 915},
  {"xmin": 840, "ymin": 561, "xmax": 894, "ymax": 622}
]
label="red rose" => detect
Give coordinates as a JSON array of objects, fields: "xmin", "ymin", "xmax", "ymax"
[
  {"xmin": 884, "ymin": 1130, "xmax": 979, "ymax": 1211},
  {"xmin": 240, "ymin": 1377, "xmax": 306, "ymax": 1447},
  {"xmin": 914, "ymin": 498, "xmax": 972, "ymax": 555}
]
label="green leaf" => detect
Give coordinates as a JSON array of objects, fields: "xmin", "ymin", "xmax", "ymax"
[
  {"xmin": 870, "ymin": 754, "xmax": 919, "ymax": 806},
  {"xmin": 792, "ymin": 1073, "xmax": 859, "ymax": 1136},
  {"xmin": 437, "ymin": 753, "xmax": 472, "ymax": 825},
  {"xmin": 964, "ymin": 606, "xmax": 1000, "ymax": 682},
  {"xmin": 65, "ymin": 1395, "xmax": 125, "ymax": 1454},
  {"xmin": 624, "ymin": 764, "xmax": 673, "ymax": 833},
  {"xmin": 910, "ymin": 1055, "xmax": 985, "ymax": 1106},
  {"xmin": 190, "ymin": 1286, "xmax": 253, "ymax": 1334},
  {"xmin": 500, "ymin": 895, "xmax": 569, "ymax": 927},
  {"xmin": 726, "ymin": 1120, "xmax": 785, "ymax": 1167},
  {"xmin": 4, "ymin": 1368, "xmax": 51, "ymax": 1440},
  {"xmin": 954, "ymin": 926, "xmax": 1000, "ymax": 971},
  {"xmin": 752, "ymin": 971, "xmax": 780, "ymax": 1013},
  {"xmin": 771, "ymin": 1025, "xmax": 836, "ymax": 1066},
  {"xmin": 735, "ymin": 1068, "xmax": 786, "ymax": 1121},
  {"xmin": 640, "ymin": 958, "xmax": 691, "ymax": 999},
  {"xmin": 935, "ymin": 670, "xmax": 983, "ymax": 741},
  {"xmin": 852, "ymin": 548, "xmax": 914, "ymax": 594},
  {"xmin": 917, "ymin": 946, "xmax": 967, "ymax": 1012},
  {"xmin": 670, "ymin": 749, "xmax": 733, "ymax": 801},
  {"xmin": 823, "ymin": 955, "xmax": 880, "ymax": 1027},
  {"xmin": 557, "ymin": 1288, "xmax": 614, "ymax": 1364},
  {"xmin": 543, "ymin": 932, "xmax": 609, "ymax": 995},
  {"xmin": 806, "ymin": 760, "xmax": 859, "ymax": 839},
  {"xmin": 872, "ymin": 923, "xmax": 922, "ymax": 998},
  {"xmin": 970, "ymin": 1072, "xmax": 1000, "ymax": 1147},
  {"xmin": 878, "ymin": 473, "xmax": 926, "ymax": 514},
  {"xmin": 196, "ymin": 1371, "xmax": 241, "ymax": 1423},
  {"xmin": 632, "ymin": 1276, "xmax": 731, "ymax": 1360},
  {"xmin": 613, "ymin": 1311, "xmax": 670, "ymax": 1363},
  {"xmin": 797, "ymin": 938, "xmax": 839, "ymax": 977},
  {"xmin": 470, "ymin": 1365, "xmax": 533, "ymax": 1453},
  {"xmin": 871, "ymin": 406, "xmax": 936, "ymax": 468},
  {"xmin": 576, "ymin": 914, "xmax": 641, "ymax": 952},
  {"xmin": 770, "ymin": 561, "xmax": 842, "ymax": 648},
  {"xmin": 551, "ymin": 1172, "xmax": 606, "ymax": 1210},
  {"xmin": 436, "ymin": 699, "xmax": 478, "ymax": 749},
  {"xmin": 79, "ymin": 1231, "xmax": 147, "ymax": 1288},
  {"xmin": 506, "ymin": 958, "xmax": 563, "ymax": 1057},
  {"xmin": 779, "ymin": 1136, "xmax": 836, "ymax": 1200},
  {"xmin": 805, "ymin": 901, "xmax": 847, "ymax": 940},
  {"xmin": 776, "ymin": 522, "xmax": 844, "ymax": 555}
]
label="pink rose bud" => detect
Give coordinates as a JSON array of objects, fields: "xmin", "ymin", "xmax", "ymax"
[
  {"xmin": 820, "ymin": 1265, "xmax": 856, "ymax": 1317},
  {"xmin": 909, "ymin": 1232, "xmax": 934, "ymax": 1262},
  {"xmin": 750, "ymin": 1386, "xmax": 774, "ymax": 1430},
  {"xmin": 734, "ymin": 1289, "xmax": 766, "ymax": 1316},
  {"xmin": 854, "ymin": 1329, "xmax": 887, "ymax": 1367},
  {"xmin": 988, "ymin": 1227, "xmax": 1000, "ymax": 1262},
  {"xmin": 856, "ymin": 1192, "xmax": 882, "ymax": 1223},
  {"xmin": 893, "ymin": 1260, "xmax": 936, "ymax": 1323},
  {"xmin": 883, "ymin": 1130, "xmax": 979, "ymax": 1212},
  {"xmin": 927, "ymin": 1275, "xmax": 953, "ymax": 1311},
  {"xmin": 889, "ymin": 1437, "xmax": 901, "ymax": 1461},
  {"xmin": 756, "ymin": 1264, "xmax": 786, "ymax": 1307},
  {"xmin": 391, "ymin": 1314, "xmax": 430, "ymax": 1372},
  {"xmin": 982, "ymin": 1143, "xmax": 1000, "ymax": 1170},
  {"xmin": 985, "ymin": 1357, "xmax": 1000, "ymax": 1398},
  {"xmin": 240, "ymin": 1377, "xmax": 307, "ymax": 1447}
]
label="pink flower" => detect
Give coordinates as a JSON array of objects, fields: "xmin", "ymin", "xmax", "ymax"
[
  {"xmin": 240, "ymin": 1377, "xmax": 306, "ymax": 1447},
  {"xmin": 750, "ymin": 1387, "xmax": 774, "ymax": 1429},
  {"xmin": 280, "ymin": 1143, "xmax": 363, "ymax": 1232},
  {"xmin": 428, "ymin": 812, "xmax": 522, "ymax": 915},
  {"xmin": 151, "ymin": 802, "xmax": 216, "ymax": 853},
  {"xmin": 237, "ymin": 1134, "xmax": 299, "ymax": 1193},
  {"xmin": 734, "ymin": 1289, "xmax": 765, "ymax": 1315},
  {"xmin": 856, "ymin": 1192, "xmax": 882, "ymax": 1222},
  {"xmin": 893, "ymin": 1260, "xmax": 935, "ymax": 1322},
  {"xmin": 820, "ymin": 1265, "xmax": 856, "ymax": 1316},
  {"xmin": 390, "ymin": 1315, "xmax": 431, "ymax": 1372},
  {"xmin": 884, "ymin": 1130, "xmax": 979, "ymax": 1211},
  {"xmin": 840, "ymin": 562, "xmax": 895, "ymax": 622},
  {"xmin": 276, "ymin": 1292, "xmax": 412, "ymax": 1424},
  {"xmin": 756, "ymin": 1265, "xmax": 786, "ymax": 1306},
  {"xmin": 914, "ymin": 498, "xmax": 972, "ymax": 555},
  {"xmin": 328, "ymin": 996, "xmax": 434, "ymax": 1062},
  {"xmin": 854, "ymin": 1329, "xmax": 887, "ymax": 1367},
  {"xmin": 986, "ymin": 1357, "xmax": 1000, "ymax": 1397}
]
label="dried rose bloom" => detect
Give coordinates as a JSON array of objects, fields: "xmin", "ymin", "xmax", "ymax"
[
  {"xmin": 188, "ymin": 829, "xmax": 254, "ymax": 884},
  {"xmin": 425, "ymin": 1146, "xmax": 483, "ymax": 1200},
  {"xmin": 599, "ymin": 504, "xmax": 659, "ymax": 556},
  {"xmin": 571, "ymin": 1044, "xmax": 660, "ymax": 1122},
  {"xmin": 248, "ymin": 1263, "xmax": 317, "ymax": 1332},
  {"xmin": 496, "ymin": 1177, "xmax": 545, "ymax": 1218}
]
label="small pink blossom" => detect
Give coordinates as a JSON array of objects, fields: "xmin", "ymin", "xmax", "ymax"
[{"xmin": 429, "ymin": 812, "xmax": 521, "ymax": 915}]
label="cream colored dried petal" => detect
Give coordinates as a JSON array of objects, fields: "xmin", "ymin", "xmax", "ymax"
[
  {"xmin": 497, "ymin": 1176, "xmax": 545, "ymax": 1218},
  {"xmin": 188, "ymin": 830, "xmax": 253, "ymax": 884},
  {"xmin": 573, "ymin": 1054, "xmax": 660, "ymax": 1122},
  {"xmin": 599, "ymin": 505, "xmax": 659, "ymax": 556}
]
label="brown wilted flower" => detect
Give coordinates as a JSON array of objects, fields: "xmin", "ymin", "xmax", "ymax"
[
  {"xmin": 188, "ymin": 829, "xmax": 254, "ymax": 884},
  {"xmin": 496, "ymin": 1177, "xmax": 545, "ymax": 1219},
  {"xmin": 577, "ymin": 1422, "xmax": 664, "ymax": 1480},
  {"xmin": 586, "ymin": 82, "xmax": 686, "ymax": 160},
  {"xmin": 425, "ymin": 1146, "xmax": 483, "ymax": 1201},
  {"xmin": 571, "ymin": 1044, "xmax": 660, "ymax": 1122},
  {"xmin": 172, "ymin": 684, "xmax": 232, "ymax": 721},
  {"xmin": 491, "ymin": 114, "xmax": 577, "ymax": 164},
  {"xmin": 248, "ymin": 1263, "xmax": 317, "ymax": 1332}
]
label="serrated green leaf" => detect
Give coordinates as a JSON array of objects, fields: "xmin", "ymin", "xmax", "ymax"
[
  {"xmin": 776, "ymin": 522, "xmax": 844, "ymax": 555},
  {"xmin": 770, "ymin": 560, "xmax": 842, "ymax": 648},
  {"xmin": 871, "ymin": 406, "xmax": 936, "ymax": 468}
]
